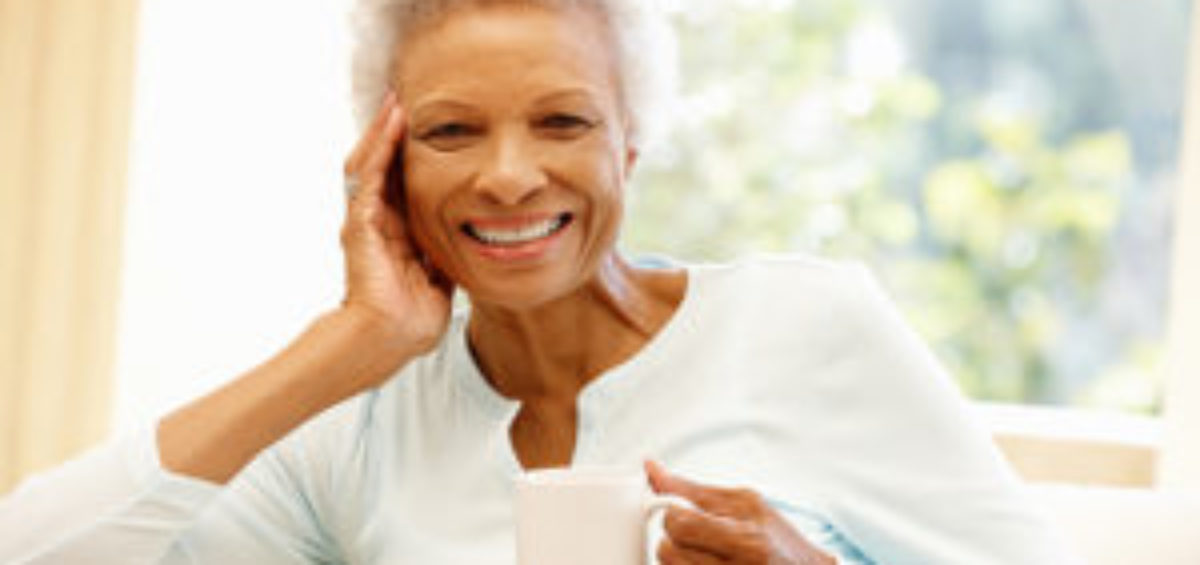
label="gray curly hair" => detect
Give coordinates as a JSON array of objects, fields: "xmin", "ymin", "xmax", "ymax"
[{"xmin": 348, "ymin": 0, "xmax": 677, "ymax": 148}]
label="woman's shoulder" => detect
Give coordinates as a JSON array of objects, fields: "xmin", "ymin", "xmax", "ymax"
[
  {"xmin": 665, "ymin": 253, "xmax": 915, "ymax": 362},
  {"xmin": 682, "ymin": 250, "xmax": 863, "ymax": 279},
  {"xmin": 684, "ymin": 252, "xmax": 879, "ymax": 309}
]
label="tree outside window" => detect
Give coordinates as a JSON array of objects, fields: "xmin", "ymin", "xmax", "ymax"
[{"xmin": 625, "ymin": 0, "xmax": 1191, "ymax": 413}]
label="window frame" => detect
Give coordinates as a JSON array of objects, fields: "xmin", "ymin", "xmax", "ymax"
[
  {"xmin": 989, "ymin": 3, "xmax": 1198, "ymax": 487},
  {"xmin": 1159, "ymin": 2, "xmax": 1200, "ymax": 490}
]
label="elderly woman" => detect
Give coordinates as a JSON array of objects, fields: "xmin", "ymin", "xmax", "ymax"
[{"xmin": 0, "ymin": 0, "xmax": 1076, "ymax": 563}]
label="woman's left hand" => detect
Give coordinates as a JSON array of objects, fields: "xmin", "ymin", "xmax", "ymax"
[{"xmin": 646, "ymin": 461, "xmax": 837, "ymax": 565}]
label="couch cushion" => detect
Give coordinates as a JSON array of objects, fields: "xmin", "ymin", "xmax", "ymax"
[{"xmin": 1029, "ymin": 484, "xmax": 1200, "ymax": 565}]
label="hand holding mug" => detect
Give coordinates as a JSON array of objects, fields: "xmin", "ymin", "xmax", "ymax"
[{"xmin": 646, "ymin": 461, "xmax": 836, "ymax": 565}]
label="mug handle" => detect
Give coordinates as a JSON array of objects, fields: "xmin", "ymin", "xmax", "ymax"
[
  {"xmin": 642, "ymin": 494, "xmax": 694, "ymax": 564},
  {"xmin": 644, "ymin": 493, "xmax": 694, "ymax": 519}
]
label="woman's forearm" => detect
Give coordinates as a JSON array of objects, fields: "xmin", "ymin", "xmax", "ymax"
[{"xmin": 157, "ymin": 306, "xmax": 418, "ymax": 484}]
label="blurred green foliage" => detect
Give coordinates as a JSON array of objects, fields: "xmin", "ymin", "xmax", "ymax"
[{"xmin": 623, "ymin": 0, "xmax": 1177, "ymax": 412}]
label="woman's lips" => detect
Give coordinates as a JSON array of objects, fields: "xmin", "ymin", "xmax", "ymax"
[
  {"xmin": 462, "ymin": 213, "xmax": 571, "ymax": 245},
  {"xmin": 460, "ymin": 213, "xmax": 574, "ymax": 261}
]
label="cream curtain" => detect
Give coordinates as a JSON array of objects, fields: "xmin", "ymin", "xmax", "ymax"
[{"xmin": 0, "ymin": 0, "xmax": 139, "ymax": 493}]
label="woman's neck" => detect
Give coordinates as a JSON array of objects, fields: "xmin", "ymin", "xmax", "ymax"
[{"xmin": 466, "ymin": 254, "xmax": 686, "ymax": 403}]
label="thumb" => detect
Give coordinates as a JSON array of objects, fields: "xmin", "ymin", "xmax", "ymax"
[
  {"xmin": 644, "ymin": 460, "xmax": 708, "ymax": 501},
  {"xmin": 646, "ymin": 460, "xmax": 751, "ymax": 517},
  {"xmin": 644, "ymin": 459, "xmax": 672, "ymax": 494}
]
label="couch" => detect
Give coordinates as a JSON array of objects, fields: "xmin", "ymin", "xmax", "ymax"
[{"xmin": 1031, "ymin": 483, "xmax": 1200, "ymax": 564}]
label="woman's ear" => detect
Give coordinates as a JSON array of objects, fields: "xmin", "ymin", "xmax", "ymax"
[{"xmin": 624, "ymin": 146, "xmax": 640, "ymax": 179}]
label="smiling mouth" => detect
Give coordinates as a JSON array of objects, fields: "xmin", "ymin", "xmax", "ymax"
[{"xmin": 462, "ymin": 213, "xmax": 574, "ymax": 246}]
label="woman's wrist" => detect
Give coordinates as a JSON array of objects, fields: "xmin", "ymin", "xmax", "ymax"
[
  {"xmin": 327, "ymin": 302, "xmax": 431, "ymax": 360},
  {"xmin": 298, "ymin": 306, "xmax": 425, "ymax": 399},
  {"xmin": 157, "ymin": 308, "xmax": 421, "ymax": 484}
]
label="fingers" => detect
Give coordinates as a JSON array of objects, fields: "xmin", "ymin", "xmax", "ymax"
[
  {"xmin": 662, "ymin": 506, "xmax": 762, "ymax": 559},
  {"xmin": 646, "ymin": 460, "xmax": 768, "ymax": 518},
  {"xmin": 343, "ymin": 91, "xmax": 406, "ymax": 205},
  {"xmin": 648, "ymin": 462, "xmax": 836, "ymax": 565},
  {"xmin": 656, "ymin": 538, "xmax": 725, "ymax": 565},
  {"xmin": 646, "ymin": 460, "xmax": 782, "ymax": 562},
  {"xmin": 646, "ymin": 459, "xmax": 693, "ymax": 496},
  {"xmin": 360, "ymin": 103, "xmax": 405, "ymax": 189},
  {"xmin": 344, "ymin": 90, "xmax": 397, "ymax": 176},
  {"xmin": 340, "ymin": 92, "xmax": 407, "ymax": 257}
]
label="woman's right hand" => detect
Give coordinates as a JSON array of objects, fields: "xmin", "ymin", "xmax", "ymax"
[{"xmin": 338, "ymin": 91, "xmax": 454, "ymax": 377}]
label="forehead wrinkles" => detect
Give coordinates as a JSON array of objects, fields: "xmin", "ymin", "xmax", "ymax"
[{"xmin": 394, "ymin": 3, "xmax": 624, "ymax": 110}]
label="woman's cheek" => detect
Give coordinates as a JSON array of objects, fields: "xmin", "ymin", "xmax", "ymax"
[
  {"xmin": 400, "ymin": 164, "xmax": 443, "ymax": 253},
  {"xmin": 403, "ymin": 198, "xmax": 436, "ymax": 258}
]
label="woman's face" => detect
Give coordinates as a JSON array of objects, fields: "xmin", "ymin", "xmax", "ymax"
[{"xmin": 396, "ymin": 3, "xmax": 635, "ymax": 310}]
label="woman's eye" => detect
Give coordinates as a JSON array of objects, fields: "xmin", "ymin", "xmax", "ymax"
[
  {"xmin": 421, "ymin": 122, "xmax": 475, "ymax": 140},
  {"xmin": 539, "ymin": 113, "xmax": 594, "ymax": 131}
]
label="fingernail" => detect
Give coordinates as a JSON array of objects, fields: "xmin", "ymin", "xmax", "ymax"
[{"xmin": 388, "ymin": 105, "xmax": 402, "ymax": 128}]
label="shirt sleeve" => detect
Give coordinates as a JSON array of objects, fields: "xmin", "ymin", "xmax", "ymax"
[
  {"xmin": 812, "ymin": 264, "xmax": 1083, "ymax": 564},
  {"xmin": 740, "ymin": 259, "xmax": 1083, "ymax": 565},
  {"xmin": 768, "ymin": 497, "xmax": 874, "ymax": 565},
  {"xmin": 0, "ymin": 420, "xmax": 342, "ymax": 564},
  {"xmin": 0, "ymin": 425, "xmax": 218, "ymax": 564}
]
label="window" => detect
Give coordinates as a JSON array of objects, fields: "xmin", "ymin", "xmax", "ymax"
[{"xmin": 626, "ymin": 0, "xmax": 1193, "ymax": 414}]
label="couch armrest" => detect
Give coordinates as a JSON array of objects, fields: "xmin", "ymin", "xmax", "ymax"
[{"xmin": 1029, "ymin": 484, "xmax": 1200, "ymax": 565}]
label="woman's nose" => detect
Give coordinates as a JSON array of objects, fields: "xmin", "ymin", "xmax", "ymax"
[{"xmin": 473, "ymin": 131, "xmax": 548, "ymax": 205}]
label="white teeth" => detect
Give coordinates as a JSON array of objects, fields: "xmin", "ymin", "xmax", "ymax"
[{"xmin": 468, "ymin": 216, "xmax": 567, "ymax": 245}]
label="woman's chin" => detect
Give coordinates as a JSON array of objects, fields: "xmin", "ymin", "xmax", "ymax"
[{"xmin": 458, "ymin": 269, "xmax": 582, "ymax": 312}]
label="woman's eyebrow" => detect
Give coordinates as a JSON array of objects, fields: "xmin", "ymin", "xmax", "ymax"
[
  {"xmin": 532, "ymin": 87, "xmax": 601, "ymax": 105},
  {"xmin": 409, "ymin": 97, "xmax": 479, "ymax": 118},
  {"xmin": 409, "ymin": 87, "xmax": 603, "ymax": 119}
]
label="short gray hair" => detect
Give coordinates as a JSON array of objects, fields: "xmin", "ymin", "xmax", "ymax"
[{"xmin": 348, "ymin": 0, "xmax": 677, "ymax": 148}]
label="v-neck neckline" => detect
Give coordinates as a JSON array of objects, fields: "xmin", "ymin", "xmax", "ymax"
[{"xmin": 446, "ymin": 264, "xmax": 707, "ymax": 469}]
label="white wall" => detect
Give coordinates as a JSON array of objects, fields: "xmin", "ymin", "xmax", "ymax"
[{"xmin": 114, "ymin": 0, "xmax": 355, "ymax": 430}]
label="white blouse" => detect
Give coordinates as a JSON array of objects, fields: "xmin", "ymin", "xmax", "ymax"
[{"xmin": 0, "ymin": 255, "xmax": 1079, "ymax": 564}]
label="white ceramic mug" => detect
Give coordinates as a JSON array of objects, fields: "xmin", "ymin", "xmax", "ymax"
[{"xmin": 514, "ymin": 467, "xmax": 679, "ymax": 565}]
